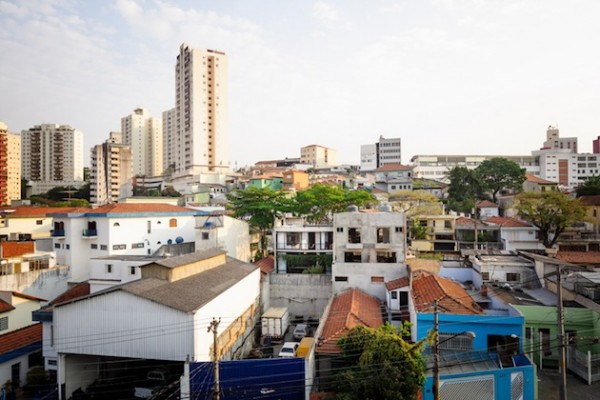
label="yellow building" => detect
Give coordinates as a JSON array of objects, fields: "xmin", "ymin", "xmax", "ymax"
[
  {"xmin": 282, "ymin": 170, "xmax": 309, "ymax": 191},
  {"xmin": 0, "ymin": 122, "xmax": 21, "ymax": 205}
]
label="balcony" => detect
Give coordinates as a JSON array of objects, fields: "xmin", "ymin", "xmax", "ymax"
[
  {"xmin": 82, "ymin": 229, "xmax": 98, "ymax": 238},
  {"xmin": 346, "ymin": 243, "xmax": 363, "ymax": 250},
  {"xmin": 276, "ymin": 243, "xmax": 333, "ymax": 251},
  {"xmin": 51, "ymin": 229, "xmax": 65, "ymax": 237}
]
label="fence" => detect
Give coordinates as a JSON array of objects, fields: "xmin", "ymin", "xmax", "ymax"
[{"xmin": 567, "ymin": 346, "xmax": 600, "ymax": 384}]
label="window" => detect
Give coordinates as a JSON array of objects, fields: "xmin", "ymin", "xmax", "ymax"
[
  {"xmin": 334, "ymin": 276, "xmax": 348, "ymax": 282},
  {"xmin": 395, "ymin": 226, "xmax": 403, "ymax": 233},
  {"xmin": 344, "ymin": 252, "xmax": 362, "ymax": 262},
  {"xmin": 54, "ymin": 243, "xmax": 60, "ymax": 249},
  {"xmin": 106, "ymin": 264, "xmax": 112, "ymax": 273},
  {"xmin": 482, "ymin": 272, "xmax": 490, "ymax": 280},
  {"xmin": 371, "ymin": 276, "xmax": 384, "ymax": 283},
  {"xmin": 147, "ymin": 220, "xmax": 151, "ymax": 234},
  {"xmin": 113, "ymin": 244, "xmax": 126, "ymax": 250},
  {"xmin": 286, "ymin": 233, "xmax": 300, "ymax": 246},
  {"xmin": 377, "ymin": 228, "xmax": 390, "ymax": 243},
  {"xmin": 36, "ymin": 220, "xmax": 43, "ymax": 225},
  {"xmin": 540, "ymin": 328, "xmax": 552, "ymax": 355},
  {"xmin": 439, "ymin": 332, "xmax": 474, "ymax": 351},
  {"xmin": 113, "ymin": 222, "xmax": 120, "ymax": 227},
  {"xmin": 65, "ymin": 244, "xmax": 70, "ymax": 250},
  {"xmin": 47, "ymin": 359, "xmax": 57, "ymax": 366},
  {"xmin": 131, "ymin": 243, "xmax": 144, "ymax": 249},
  {"xmin": 202, "ymin": 232, "xmax": 210, "ymax": 240},
  {"xmin": 130, "ymin": 266, "xmax": 136, "ymax": 275},
  {"xmin": 506, "ymin": 273, "xmax": 521, "ymax": 282},
  {"xmin": 91, "ymin": 244, "xmax": 97, "ymax": 249},
  {"xmin": 169, "ymin": 218, "xmax": 177, "ymax": 228},
  {"xmin": 0, "ymin": 316, "xmax": 7, "ymax": 331},
  {"xmin": 336, "ymin": 227, "xmax": 343, "ymax": 233},
  {"xmin": 348, "ymin": 228, "xmax": 361, "ymax": 243},
  {"xmin": 376, "ymin": 251, "xmax": 396, "ymax": 263},
  {"xmin": 391, "ymin": 291, "xmax": 398, "ymax": 299},
  {"xmin": 525, "ymin": 327, "xmax": 532, "ymax": 340},
  {"xmin": 100, "ymin": 245, "xmax": 108, "ymax": 250}
]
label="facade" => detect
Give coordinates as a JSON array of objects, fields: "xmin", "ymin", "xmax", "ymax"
[
  {"xmin": 90, "ymin": 132, "xmax": 133, "ymax": 205},
  {"xmin": 21, "ymin": 124, "xmax": 84, "ymax": 194},
  {"xmin": 0, "ymin": 206, "xmax": 78, "ymax": 241},
  {"xmin": 594, "ymin": 136, "xmax": 600, "ymax": 154},
  {"xmin": 173, "ymin": 43, "xmax": 229, "ymax": 175},
  {"xmin": 0, "ymin": 122, "xmax": 21, "ymax": 205},
  {"xmin": 162, "ymin": 107, "xmax": 177, "ymax": 174},
  {"xmin": 282, "ymin": 170, "xmax": 309, "ymax": 191},
  {"xmin": 332, "ymin": 209, "xmax": 407, "ymax": 299},
  {"xmin": 300, "ymin": 144, "xmax": 337, "ymax": 168},
  {"xmin": 360, "ymin": 135, "xmax": 402, "ymax": 171},
  {"xmin": 485, "ymin": 217, "xmax": 543, "ymax": 252},
  {"xmin": 373, "ymin": 163, "xmax": 414, "ymax": 193},
  {"xmin": 522, "ymin": 173, "xmax": 559, "ymax": 193},
  {"xmin": 411, "ymin": 215, "xmax": 457, "ymax": 252},
  {"xmin": 121, "ymin": 108, "xmax": 163, "ymax": 177},
  {"xmin": 542, "ymin": 125, "xmax": 577, "ymax": 153}
]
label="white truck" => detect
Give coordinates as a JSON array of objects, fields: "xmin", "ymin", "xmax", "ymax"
[{"xmin": 261, "ymin": 307, "xmax": 289, "ymax": 340}]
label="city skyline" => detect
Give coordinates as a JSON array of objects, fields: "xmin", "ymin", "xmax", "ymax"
[{"xmin": 2, "ymin": 0, "xmax": 600, "ymax": 168}]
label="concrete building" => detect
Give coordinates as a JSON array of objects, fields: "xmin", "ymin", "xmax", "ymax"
[
  {"xmin": 360, "ymin": 135, "xmax": 402, "ymax": 171},
  {"xmin": 300, "ymin": 144, "xmax": 337, "ymax": 168},
  {"xmin": 21, "ymin": 124, "xmax": 84, "ymax": 195},
  {"xmin": 173, "ymin": 43, "xmax": 229, "ymax": 175},
  {"xmin": 0, "ymin": 122, "xmax": 21, "ymax": 205},
  {"xmin": 373, "ymin": 163, "xmax": 414, "ymax": 193},
  {"xmin": 593, "ymin": 136, "xmax": 600, "ymax": 154},
  {"xmin": 332, "ymin": 208, "xmax": 407, "ymax": 300},
  {"xmin": 121, "ymin": 108, "xmax": 163, "ymax": 177},
  {"xmin": 542, "ymin": 125, "xmax": 577, "ymax": 153},
  {"xmin": 162, "ymin": 107, "xmax": 177, "ymax": 174},
  {"xmin": 90, "ymin": 132, "xmax": 133, "ymax": 205}
]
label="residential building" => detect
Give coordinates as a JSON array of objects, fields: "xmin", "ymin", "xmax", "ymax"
[
  {"xmin": 248, "ymin": 175, "xmax": 283, "ymax": 190},
  {"xmin": 411, "ymin": 214, "xmax": 457, "ymax": 252},
  {"xmin": 20, "ymin": 124, "xmax": 84, "ymax": 195},
  {"xmin": 542, "ymin": 125, "xmax": 577, "ymax": 153},
  {"xmin": 300, "ymin": 144, "xmax": 337, "ymax": 168},
  {"xmin": 0, "ymin": 206, "xmax": 78, "ymax": 241},
  {"xmin": 373, "ymin": 163, "xmax": 414, "ymax": 193},
  {"xmin": 455, "ymin": 217, "xmax": 501, "ymax": 250},
  {"xmin": 0, "ymin": 122, "xmax": 21, "ymax": 205},
  {"xmin": 90, "ymin": 132, "xmax": 133, "ymax": 205},
  {"xmin": 579, "ymin": 195, "xmax": 600, "ymax": 234},
  {"xmin": 0, "ymin": 240, "xmax": 56, "ymax": 278},
  {"xmin": 522, "ymin": 173, "xmax": 559, "ymax": 193},
  {"xmin": 121, "ymin": 108, "xmax": 163, "ymax": 177},
  {"xmin": 282, "ymin": 170, "xmax": 309, "ymax": 191},
  {"xmin": 485, "ymin": 217, "xmax": 542, "ymax": 252},
  {"xmin": 162, "ymin": 107, "xmax": 177, "ymax": 174},
  {"xmin": 360, "ymin": 135, "xmax": 402, "ymax": 171},
  {"xmin": 173, "ymin": 43, "xmax": 229, "ymax": 175},
  {"xmin": 0, "ymin": 291, "xmax": 44, "ymax": 388},
  {"xmin": 476, "ymin": 200, "xmax": 499, "ymax": 219},
  {"xmin": 47, "ymin": 249, "xmax": 259, "ymax": 399},
  {"xmin": 594, "ymin": 136, "xmax": 600, "ymax": 154},
  {"xmin": 466, "ymin": 253, "xmax": 538, "ymax": 289},
  {"xmin": 273, "ymin": 215, "xmax": 334, "ymax": 273},
  {"xmin": 332, "ymin": 208, "xmax": 407, "ymax": 299}
]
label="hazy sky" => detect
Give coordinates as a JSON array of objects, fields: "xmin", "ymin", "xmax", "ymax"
[{"xmin": 2, "ymin": 0, "xmax": 600, "ymax": 168}]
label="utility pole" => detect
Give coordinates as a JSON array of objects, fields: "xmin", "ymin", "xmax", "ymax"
[
  {"xmin": 433, "ymin": 300, "xmax": 440, "ymax": 400},
  {"xmin": 557, "ymin": 264, "xmax": 567, "ymax": 400},
  {"xmin": 208, "ymin": 318, "xmax": 221, "ymax": 400}
]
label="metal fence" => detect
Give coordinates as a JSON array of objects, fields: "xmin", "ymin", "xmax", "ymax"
[{"xmin": 567, "ymin": 346, "xmax": 600, "ymax": 384}]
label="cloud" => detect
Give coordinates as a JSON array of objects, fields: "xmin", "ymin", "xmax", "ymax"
[{"xmin": 313, "ymin": 1, "xmax": 340, "ymax": 25}]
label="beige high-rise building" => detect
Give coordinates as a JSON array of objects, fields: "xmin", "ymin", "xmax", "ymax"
[
  {"xmin": 162, "ymin": 107, "xmax": 176, "ymax": 174},
  {"xmin": 0, "ymin": 122, "xmax": 21, "ymax": 205},
  {"xmin": 121, "ymin": 108, "xmax": 163, "ymax": 177},
  {"xmin": 174, "ymin": 43, "xmax": 229, "ymax": 174},
  {"xmin": 90, "ymin": 132, "xmax": 133, "ymax": 205},
  {"xmin": 301, "ymin": 144, "xmax": 337, "ymax": 168},
  {"xmin": 21, "ymin": 124, "xmax": 84, "ymax": 194}
]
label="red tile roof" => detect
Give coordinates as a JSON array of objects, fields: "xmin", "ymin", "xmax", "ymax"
[
  {"xmin": 0, "ymin": 291, "xmax": 46, "ymax": 302},
  {"xmin": 317, "ymin": 289, "xmax": 383, "ymax": 354},
  {"xmin": 255, "ymin": 256, "xmax": 275, "ymax": 277},
  {"xmin": 556, "ymin": 252, "xmax": 600, "ymax": 265},
  {"xmin": 525, "ymin": 174, "xmax": 557, "ymax": 185},
  {"xmin": 0, "ymin": 206, "xmax": 79, "ymax": 218},
  {"xmin": 50, "ymin": 282, "xmax": 91, "ymax": 305},
  {"xmin": 476, "ymin": 200, "xmax": 498, "ymax": 208},
  {"xmin": 0, "ymin": 299, "xmax": 15, "ymax": 313},
  {"xmin": 385, "ymin": 277, "xmax": 410, "ymax": 291},
  {"xmin": 485, "ymin": 217, "xmax": 532, "ymax": 228},
  {"xmin": 579, "ymin": 195, "xmax": 600, "ymax": 206},
  {"xmin": 88, "ymin": 203, "xmax": 195, "ymax": 214},
  {"xmin": 375, "ymin": 164, "xmax": 414, "ymax": 172},
  {"xmin": 0, "ymin": 324, "xmax": 42, "ymax": 355},
  {"xmin": 412, "ymin": 271, "xmax": 483, "ymax": 315}
]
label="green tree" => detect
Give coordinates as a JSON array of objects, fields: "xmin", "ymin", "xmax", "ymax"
[
  {"xmin": 161, "ymin": 186, "xmax": 181, "ymax": 197},
  {"xmin": 475, "ymin": 157, "xmax": 526, "ymax": 202},
  {"xmin": 516, "ymin": 191, "xmax": 587, "ymax": 248},
  {"xmin": 334, "ymin": 323, "xmax": 425, "ymax": 400},
  {"xmin": 226, "ymin": 187, "xmax": 291, "ymax": 258},
  {"xmin": 292, "ymin": 184, "xmax": 375, "ymax": 223},
  {"xmin": 576, "ymin": 175, "xmax": 600, "ymax": 197},
  {"xmin": 445, "ymin": 166, "xmax": 483, "ymax": 213}
]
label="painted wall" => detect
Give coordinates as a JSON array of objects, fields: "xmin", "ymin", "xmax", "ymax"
[
  {"xmin": 0, "ymin": 266, "xmax": 70, "ymax": 303},
  {"xmin": 268, "ymin": 274, "xmax": 331, "ymax": 319}
]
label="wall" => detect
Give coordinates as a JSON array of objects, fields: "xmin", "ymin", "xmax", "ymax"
[
  {"xmin": 0, "ymin": 266, "xmax": 70, "ymax": 302},
  {"xmin": 268, "ymin": 274, "xmax": 332, "ymax": 320}
]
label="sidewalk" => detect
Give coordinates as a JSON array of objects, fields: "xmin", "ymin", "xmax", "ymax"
[{"xmin": 537, "ymin": 368, "xmax": 598, "ymax": 399}]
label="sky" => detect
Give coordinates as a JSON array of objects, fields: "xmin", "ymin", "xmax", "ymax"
[{"xmin": 2, "ymin": 0, "xmax": 600, "ymax": 169}]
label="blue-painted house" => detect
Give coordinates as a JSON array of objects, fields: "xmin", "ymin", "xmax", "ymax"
[{"xmin": 405, "ymin": 271, "xmax": 537, "ymax": 400}]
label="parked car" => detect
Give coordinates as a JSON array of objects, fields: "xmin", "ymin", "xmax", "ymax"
[
  {"xmin": 134, "ymin": 369, "xmax": 168, "ymax": 399},
  {"xmin": 293, "ymin": 323, "xmax": 310, "ymax": 340},
  {"xmin": 278, "ymin": 342, "xmax": 300, "ymax": 358}
]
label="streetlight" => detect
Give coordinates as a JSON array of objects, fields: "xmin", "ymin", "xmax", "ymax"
[{"xmin": 432, "ymin": 300, "xmax": 476, "ymax": 400}]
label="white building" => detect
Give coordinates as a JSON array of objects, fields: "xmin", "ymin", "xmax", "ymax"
[
  {"xmin": 542, "ymin": 125, "xmax": 577, "ymax": 153},
  {"xmin": 90, "ymin": 132, "xmax": 133, "ymax": 205},
  {"xmin": 332, "ymin": 209, "xmax": 408, "ymax": 300},
  {"xmin": 50, "ymin": 203, "xmax": 202, "ymax": 283},
  {"xmin": 373, "ymin": 163, "xmax": 414, "ymax": 193},
  {"xmin": 21, "ymin": 124, "xmax": 84, "ymax": 195},
  {"xmin": 300, "ymin": 144, "xmax": 337, "ymax": 168},
  {"xmin": 121, "ymin": 108, "xmax": 163, "ymax": 177},
  {"xmin": 162, "ymin": 107, "xmax": 177, "ymax": 174},
  {"xmin": 360, "ymin": 135, "xmax": 402, "ymax": 171},
  {"xmin": 47, "ymin": 249, "xmax": 260, "ymax": 399},
  {"xmin": 485, "ymin": 217, "xmax": 543, "ymax": 252},
  {"xmin": 173, "ymin": 44, "xmax": 229, "ymax": 175}
]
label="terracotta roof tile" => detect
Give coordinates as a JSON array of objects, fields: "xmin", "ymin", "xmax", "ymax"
[
  {"xmin": 0, "ymin": 291, "xmax": 46, "ymax": 303},
  {"xmin": 255, "ymin": 255, "xmax": 275, "ymax": 276},
  {"xmin": 50, "ymin": 282, "xmax": 91, "ymax": 305},
  {"xmin": 0, "ymin": 206, "xmax": 79, "ymax": 218},
  {"xmin": 86, "ymin": 203, "xmax": 195, "ymax": 214},
  {"xmin": 0, "ymin": 324, "xmax": 42, "ymax": 355},
  {"xmin": 385, "ymin": 277, "xmax": 409, "ymax": 291},
  {"xmin": 485, "ymin": 217, "xmax": 532, "ymax": 228},
  {"xmin": 476, "ymin": 200, "xmax": 498, "ymax": 208},
  {"xmin": 579, "ymin": 195, "xmax": 600, "ymax": 206},
  {"xmin": 411, "ymin": 271, "xmax": 483, "ymax": 315},
  {"xmin": 556, "ymin": 252, "xmax": 600, "ymax": 265},
  {"xmin": 525, "ymin": 174, "xmax": 557, "ymax": 185},
  {"xmin": 374, "ymin": 163, "xmax": 414, "ymax": 172},
  {"xmin": 317, "ymin": 289, "xmax": 383, "ymax": 354},
  {"xmin": 0, "ymin": 299, "xmax": 15, "ymax": 313}
]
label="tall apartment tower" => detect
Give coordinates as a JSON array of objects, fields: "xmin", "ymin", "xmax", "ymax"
[
  {"xmin": 162, "ymin": 107, "xmax": 177, "ymax": 174},
  {"xmin": 90, "ymin": 132, "xmax": 133, "ymax": 205},
  {"xmin": 121, "ymin": 108, "xmax": 163, "ymax": 177},
  {"xmin": 301, "ymin": 144, "xmax": 337, "ymax": 168},
  {"xmin": 174, "ymin": 43, "xmax": 229, "ymax": 174},
  {"xmin": 21, "ymin": 124, "xmax": 84, "ymax": 194},
  {"xmin": 360, "ymin": 136, "xmax": 402, "ymax": 171},
  {"xmin": 542, "ymin": 125, "xmax": 577, "ymax": 153},
  {"xmin": 0, "ymin": 122, "xmax": 21, "ymax": 205}
]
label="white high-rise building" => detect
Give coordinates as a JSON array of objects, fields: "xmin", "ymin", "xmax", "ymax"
[
  {"xmin": 90, "ymin": 132, "xmax": 133, "ymax": 205},
  {"xmin": 121, "ymin": 108, "xmax": 163, "ymax": 177},
  {"xmin": 162, "ymin": 107, "xmax": 177, "ymax": 175},
  {"xmin": 360, "ymin": 136, "xmax": 402, "ymax": 171},
  {"xmin": 21, "ymin": 124, "xmax": 84, "ymax": 194},
  {"xmin": 174, "ymin": 43, "xmax": 229, "ymax": 175}
]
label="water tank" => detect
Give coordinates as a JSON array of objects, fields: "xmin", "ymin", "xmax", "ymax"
[{"xmin": 176, "ymin": 236, "xmax": 184, "ymax": 244}]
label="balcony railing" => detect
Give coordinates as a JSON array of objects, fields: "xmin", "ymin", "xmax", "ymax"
[
  {"xmin": 51, "ymin": 229, "xmax": 65, "ymax": 237},
  {"xmin": 82, "ymin": 229, "xmax": 98, "ymax": 238},
  {"xmin": 276, "ymin": 243, "xmax": 333, "ymax": 251}
]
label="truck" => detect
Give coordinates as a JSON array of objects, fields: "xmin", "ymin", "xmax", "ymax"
[
  {"xmin": 296, "ymin": 337, "xmax": 314, "ymax": 358},
  {"xmin": 261, "ymin": 307, "xmax": 289, "ymax": 340}
]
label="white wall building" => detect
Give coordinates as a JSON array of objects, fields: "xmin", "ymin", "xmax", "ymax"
[
  {"xmin": 173, "ymin": 44, "xmax": 229, "ymax": 175},
  {"xmin": 332, "ymin": 209, "xmax": 408, "ymax": 300},
  {"xmin": 90, "ymin": 132, "xmax": 133, "ymax": 205},
  {"xmin": 360, "ymin": 135, "xmax": 402, "ymax": 171},
  {"xmin": 21, "ymin": 124, "xmax": 84, "ymax": 194},
  {"xmin": 121, "ymin": 108, "xmax": 163, "ymax": 177}
]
